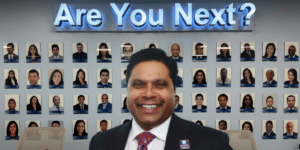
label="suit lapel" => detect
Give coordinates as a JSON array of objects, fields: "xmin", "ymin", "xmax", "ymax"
[{"xmin": 117, "ymin": 120, "xmax": 132, "ymax": 150}]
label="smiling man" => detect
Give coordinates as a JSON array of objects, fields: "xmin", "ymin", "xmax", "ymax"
[{"xmin": 90, "ymin": 48, "xmax": 232, "ymax": 150}]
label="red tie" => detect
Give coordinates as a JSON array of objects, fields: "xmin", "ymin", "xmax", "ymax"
[{"xmin": 136, "ymin": 132, "xmax": 156, "ymax": 150}]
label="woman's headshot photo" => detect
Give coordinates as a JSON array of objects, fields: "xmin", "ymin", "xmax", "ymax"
[
  {"xmin": 262, "ymin": 42, "xmax": 277, "ymax": 61},
  {"xmin": 284, "ymin": 68, "xmax": 299, "ymax": 88},
  {"xmin": 5, "ymin": 120, "xmax": 20, "ymax": 140},
  {"xmin": 97, "ymin": 43, "xmax": 112, "ymax": 62},
  {"xmin": 4, "ymin": 69, "xmax": 19, "ymax": 89},
  {"xmin": 121, "ymin": 95, "xmax": 129, "ymax": 113},
  {"xmin": 26, "ymin": 43, "xmax": 41, "ymax": 63},
  {"xmin": 27, "ymin": 121, "xmax": 40, "ymax": 127},
  {"xmin": 73, "ymin": 120, "xmax": 88, "ymax": 139},
  {"xmin": 192, "ymin": 68, "xmax": 207, "ymax": 87},
  {"xmin": 27, "ymin": 95, "xmax": 42, "ymax": 114},
  {"xmin": 49, "ymin": 69, "xmax": 64, "ymax": 89},
  {"xmin": 73, "ymin": 68, "xmax": 88, "ymax": 88},
  {"xmin": 217, "ymin": 42, "xmax": 231, "ymax": 61},
  {"xmin": 240, "ymin": 120, "xmax": 254, "ymax": 133},
  {"xmin": 240, "ymin": 93, "xmax": 255, "ymax": 112},
  {"xmin": 240, "ymin": 68, "xmax": 255, "ymax": 87},
  {"xmin": 145, "ymin": 43, "xmax": 159, "ymax": 49}
]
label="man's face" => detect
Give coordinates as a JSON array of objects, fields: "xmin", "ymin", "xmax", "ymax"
[
  {"xmin": 244, "ymin": 44, "xmax": 250, "ymax": 51},
  {"xmin": 218, "ymin": 96, "xmax": 228, "ymax": 108},
  {"xmin": 219, "ymin": 122, "xmax": 227, "ymax": 130},
  {"xmin": 266, "ymin": 98, "xmax": 274, "ymax": 107},
  {"xmin": 171, "ymin": 44, "xmax": 180, "ymax": 57},
  {"xmin": 195, "ymin": 45, "xmax": 203, "ymax": 55},
  {"xmin": 266, "ymin": 71, "xmax": 274, "ymax": 81},
  {"xmin": 196, "ymin": 96, "xmax": 203, "ymax": 105},
  {"xmin": 8, "ymin": 100, "xmax": 16, "ymax": 111},
  {"xmin": 288, "ymin": 46, "xmax": 296, "ymax": 56},
  {"xmin": 102, "ymin": 95, "xmax": 108, "ymax": 104},
  {"xmin": 52, "ymin": 47, "xmax": 59, "ymax": 56},
  {"xmin": 78, "ymin": 97, "xmax": 85, "ymax": 105},
  {"xmin": 221, "ymin": 70, "xmax": 227, "ymax": 78},
  {"xmin": 123, "ymin": 47, "xmax": 133, "ymax": 59},
  {"xmin": 7, "ymin": 45, "xmax": 14, "ymax": 54},
  {"xmin": 175, "ymin": 97, "xmax": 179, "ymax": 105},
  {"xmin": 100, "ymin": 122, "xmax": 107, "ymax": 131},
  {"xmin": 53, "ymin": 96, "xmax": 60, "ymax": 106},
  {"xmin": 77, "ymin": 45, "xmax": 83, "ymax": 53},
  {"xmin": 287, "ymin": 97, "xmax": 295, "ymax": 108},
  {"xmin": 28, "ymin": 73, "xmax": 40, "ymax": 85},
  {"xmin": 286, "ymin": 122, "xmax": 294, "ymax": 134},
  {"xmin": 127, "ymin": 61, "xmax": 176, "ymax": 131},
  {"xmin": 51, "ymin": 123, "xmax": 60, "ymax": 127},
  {"xmin": 266, "ymin": 123, "xmax": 273, "ymax": 133},
  {"xmin": 100, "ymin": 72, "xmax": 109, "ymax": 83}
]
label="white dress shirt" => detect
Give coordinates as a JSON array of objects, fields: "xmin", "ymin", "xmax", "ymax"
[
  {"xmin": 8, "ymin": 54, "xmax": 13, "ymax": 59},
  {"xmin": 54, "ymin": 55, "xmax": 59, "ymax": 59},
  {"xmin": 125, "ymin": 116, "xmax": 172, "ymax": 150},
  {"xmin": 11, "ymin": 79, "xmax": 15, "ymax": 85}
]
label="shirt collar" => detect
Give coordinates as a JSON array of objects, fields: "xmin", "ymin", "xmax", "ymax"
[
  {"xmin": 289, "ymin": 55, "xmax": 295, "ymax": 58},
  {"xmin": 220, "ymin": 106, "xmax": 228, "ymax": 109},
  {"xmin": 267, "ymin": 131, "xmax": 273, "ymax": 135},
  {"xmin": 267, "ymin": 106, "xmax": 273, "ymax": 109},
  {"xmin": 172, "ymin": 56, "xmax": 179, "ymax": 59},
  {"xmin": 101, "ymin": 81, "xmax": 108, "ymax": 85}
]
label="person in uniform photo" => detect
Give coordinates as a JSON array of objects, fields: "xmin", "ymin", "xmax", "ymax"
[
  {"xmin": 26, "ymin": 44, "xmax": 41, "ymax": 62},
  {"xmin": 121, "ymin": 70, "xmax": 127, "ymax": 88},
  {"xmin": 121, "ymin": 43, "xmax": 133, "ymax": 63},
  {"xmin": 284, "ymin": 68, "xmax": 299, "ymax": 88},
  {"xmin": 217, "ymin": 94, "xmax": 231, "ymax": 113},
  {"xmin": 240, "ymin": 94, "xmax": 255, "ymax": 112},
  {"xmin": 97, "ymin": 43, "xmax": 112, "ymax": 62},
  {"xmin": 217, "ymin": 43, "xmax": 231, "ymax": 61},
  {"xmin": 5, "ymin": 70, "xmax": 18, "ymax": 87},
  {"xmin": 263, "ymin": 70, "xmax": 277, "ymax": 87},
  {"xmin": 174, "ymin": 95, "xmax": 183, "ymax": 112},
  {"xmin": 27, "ymin": 96, "xmax": 41, "ymax": 114},
  {"xmin": 192, "ymin": 43, "xmax": 207, "ymax": 61},
  {"xmin": 285, "ymin": 45, "xmax": 299, "ymax": 61},
  {"xmin": 263, "ymin": 121, "xmax": 276, "ymax": 139},
  {"xmin": 219, "ymin": 120, "xmax": 228, "ymax": 130},
  {"xmin": 73, "ymin": 95, "xmax": 88, "ymax": 112},
  {"xmin": 192, "ymin": 94, "xmax": 207, "ymax": 112},
  {"xmin": 73, "ymin": 120, "xmax": 88, "ymax": 139},
  {"xmin": 240, "ymin": 68, "xmax": 255, "ymax": 86},
  {"xmin": 49, "ymin": 44, "xmax": 63, "ymax": 60},
  {"xmin": 49, "ymin": 69, "xmax": 64, "ymax": 88},
  {"xmin": 97, "ymin": 69, "xmax": 112, "ymax": 88},
  {"xmin": 27, "ymin": 69, "xmax": 41, "ymax": 89},
  {"xmin": 283, "ymin": 122, "xmax": 298, "ymax": 139},
  {"xmin": 4, "ymin": 43, "xmax": 19, "ymax": 62},
  {"xmin": 170, "ymin": 43, "xmax": 183, "ymax": 62},
  {"xmin": 73, "ymin": 69, "xmax": 88, "ymax": 88},
  {"xmin": 240, "ymin": 43, "xmax": 255, "ymax": 60},
  {"xmin": 263, "ymin": 43, "xmax": 277, "ymax": 61},
  {"xmin": 98, "ymin": 120, "xmax": 108, "ymax": 133},
  {"xmin": 73, "ymin": 43, "xmax": 87, "ymax": 62},
  {"xmin": 242, "ymin": 121, "xmax": 253, "ymax": 132},
  {"xmin": 216, "ymin": 68, "xmax": 231, "ymax": 86},
  {"xmin": 5, "ymin": 99, "xmax": 19, "ymax": 114},
  {"xmin": 49, "ymin": 95, "xmax": 64, "ymax": 114},
  {"xmin": 192, "ymin": 70, "xmax": 207, "ymax": 87},
  {"xmin": 263, "ymin": 96, "xmax": 277, "ymax": 113},
  {"xmin": 6, "ymin": 121, "xmax": 19, "ymax": 140},
  {"xmin": 98, "ymin": 94, "xmax": 112, "ymax": 113},
  {"xmin": 284, "ymin": 95, "xmax": 298, "ymax": 113}
]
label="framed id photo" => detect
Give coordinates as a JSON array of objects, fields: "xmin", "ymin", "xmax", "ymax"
[
  {"xmin": 97, "ymin": 120, "xmax": 111, "ymax": 133},
  {"xmin": 3, "ymin": 43, "xmax": 19, "ymax": 63},
  {"xmin": 4, "ymin": 69, "xmax": 19, "ymax": 89},
  {"xmin": 26, "ymin": 95, "xmax": 42, "ymax": 114},
  {"xmin": 121, "ymin": 43, "xmax": 135, "ymax": 63},
  {"xmin": 49, "ymin": 43, "xmax": 63, "ymax": 63},
  {"xmin": 73, "ymin": 95, "xmax": 88, "ymax": 114},
  {"xmin": 121, "ymin": 94, "xmax": 129, "ymax": 113},
  {"xmin": 262, "ymin": 94, "xmax": 278, "ymax": 113},
  {"xmin": 97, "ymin": 68, "xmax": 112, "ymax": 88},
  {"xmin": 192, "ymin": 68, "xmax": 207, "ymax": 87},
  {"xmin": 262, "ymin": 42, "xmax": 277, "ymax": 61},
  {"xmin": 284, "ymin": 68, "xmax": 299, "ymax": 88},
  {"xmin": 192, "ymin": 93, "xmax": 207, "ymax": 113},
  {"xmin": 217, "ymin": 42, "xmax": 231, "ymax": 61},
  {"xmin": 216, "ymin": 68, "xmax": 231, "ymax": 87},
  {"xmin": 97, "ymin": 94, "xmax": 112, "ymax": 113},
  {"xmin": 97, "ymin": 43, "xmax": 112, "ymax": 63},
  {"xmin": 174, "ymin": 93, "xmax": 183, "ymax": 113},
  {"xmin": 283, "ymin": 94, "xmax": 298, "ymax": 113},
  {"xmin": 240, "ymin": 93, "xmax": 255, "ymax": 113},
  {"xmin": 73, "ymin": 68, "xmax": 88, "ymax": 88},
  {"xmin": 5, "ymin": 95, "xmax": 20, "ymax": 114},
  {"xmin": 5, "ymin": 120, "xmax": 20, "ymax": 140},
  {"xmin": 26, "ymin": 69, "xmax": 41, "ymax": 89},
  {"xmin": 284, "ymin": 42, "xmax": 299, "ymax": 61},
  {"xmin": 240, "ymin": 120, "xmax": 254, "ymax": 133},
  {"xmin": 26, "ymin": 43, "xmax": 41, "ymax": 63},
  {"xmin": 168, "ymin": 43, "xmax": 183, "ymax": 62},
  {"xmin": 49, "ymin": 69, "xmax": 64, "ymax": 89},
  {"xmin": 121, "ymin": 68, "xmax": 127, "ymax": 88},
  {"xmin": 216, "ymin": 93, "xmax": 231, "ymax": 113},
  {"xmin": 216, "ymin": 120, "xmax": 230, "ymax": 130},
  {"xmin": 240, "ymin": 42, "xmax": 255, "ymax": 61},
  {"xmin": 192, "ymin": 120, "xmax": 206, "ymax": 126},
  {"xmin": 72, "ymin": 120, "xmax": 88, "ymax": 140},
  {"xmin": 283, "ymin": 120, "xmax": 298, "ymax": 139},
  {"xmin": 192, "ymin": 42, "xmax": 207, "ymax": 62},
  {"xmin": 263, "ymin": 68, "xmax": 277, "ymax": 87},
  {"xmin": 49, "ymin": 95, "xmax": 64, "ymax": 115},
  {"xmin": 73, "ymin": 43, "xmax": 87, "ymax": 62},
  {"xmin": 262, "ymin": 120, "xmax": 276, "ymax": 139},
  {"xmin": 145, "ymin": 43, "xmax": 159, "ymax": 49},
  {"xmin": 240, "ymin": 68, "xmax": 255, "ymax": 87}
]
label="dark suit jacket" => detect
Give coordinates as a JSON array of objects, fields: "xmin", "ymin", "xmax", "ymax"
[
  {"xmin": 90, "ymin": 113, "xmax": 232, "ymax": 150},
  {"xmin": 5, "ymin": 78, "xmax": 18, "ymax": 85},
  {"xmin": 216, "ymin": 106, "xmax": 231, "ymax": 109},
  {"xmin": 284, "ymin": 80, "xmax": 299, "ymax": 84},
  {"xmin": 98, "ymin": 102, "xmax": 112, "ymax": 113},
  {"xmin": 73, "ymin": 104, "xmax": 88, "ymax": 111},
  {"xmin": 283, "ymin": 132, "xmax": 298, "ymax": 136},
  {"xmin": 263, "ymin": 80, "xmax": 277, "ymax": 84},
  {"xmin": 263, "ymin": 131, "xmax": 276, "ymax": 136},
  {"xmin": 240, "ymin": 78, "xmax": 255, "ymax": 84},
  {"xmin": 27, "ymin": 104, "xmax": 41, "ymax": 111},
  {"xmin": 97, "ymin": 81, "xmax": 112, "ymax": 85},
  {"xmin": 240, "ymin": 50, "xmax": 255, "ymax": 58},
  {"xmin": 217, "ymin": 54, "xmax": 231, "ymax": 58},
  {"xmin": 192, "ymin": 105, "xmax": 207, "ymax": 109},
  {"xmin": 4, "ymin": 54, "xmax": 19, "ymax": 59},
  {"xmin": 176, "ymin": 104, "xmax": 183, "ymax": 109},
  {"xmin": 192, "ymin": 55, "xmax": 207, "ymax": 59}
]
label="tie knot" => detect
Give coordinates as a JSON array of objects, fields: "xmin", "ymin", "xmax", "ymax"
[{"xmin": 136, "ymin": 132, "xmax": 156, "ymax": 145}]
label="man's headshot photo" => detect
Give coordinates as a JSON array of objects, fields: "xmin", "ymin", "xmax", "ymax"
[
  {"xmin": 121, "ymin": 43, "xmax": 135, "ymax": 63},
  {"xmin": 5, "ymin": 95, "xmax": 20, "ymax": 114},
  {"xmin": 49, "ymin": 43, "xmax": 63, "ymax": 63},
  {"xmin": 240, "ymin": 42, "xmax": 255, "ymax": 61},
  {"xmin": 216, "ymin": 93, "xmax": 231, "ymax": 113},
  {"xmin": 98, "ymin": 94, "xmax": 112, "ymax": 113},
  {"xmin": 262, "ymin": 42, "xmax": 277, "ymax": 61},
  {"xmin": 73, "ymin": 95, "xmax": 88, "ymax": 114},
  {"xmin": 263, "ymin": 68, "xmax": 278, "ymax": 87},
  {"xmin": 145, "ymin": 43, "xmax": 159, "ymax": 49},
  {"xmin": 283, "ymin": 120, "xmax": 298, "ymax": 139},
  {"xmin": 192, "ymin": 93, "xmax": 207, "ymax": 112},
  {"xmin": 284, "ymin": 42, "xmax": 299, "ymax": 61},
  {"xmin": 73, "ymin": 68, "xmax": 88, "ymax": 88},
  {"xmin": 121, "ymin": 69, "xmax": 127, "ymax": 88},
  {"xmin": 169, "ymin": 43, "xmax": 183, "ymax": 62},
  {"xmin": 176, "ymin": 68, "xmax": 183, "ymax": 87},
  {"xmin": 240, "ymin": 93, "xmax": 255, "ymax": 113},
  {"xmin": 49, "ymin": 95, "xmax": 64, "ymax": 114},
  {"xmin": 262, "ymin": 120, "xmax": 276, "ymax": 139},
  {"xmin": 262, "ymin": 94, "xmax": 278, "ymax": 113},
  {"xmin": 26, "ymin": 121, "xmax": 40, "ymax": 128},
  {"xmin": 192, "ymin": 120, "xmax": 206, "ymax": 126},
  {"xmin": 3, "ymin": 43, "xmax": 19, "ymax": 63},
  {"xmin": 26, "ymin": 69, "xmax": 41, "ymax": 89},
  {"xmin": 49, "ymin": 120, "xmax": 63, "ymax": 127},
  {"xmin": 90, "ymin": 48, "xmax": 232, "ymax": 150},
  {"xmin": 73, "ymin": 43, "xmax": 87, "ymax": 62},
  {"xmin": 174, "ymin": 94, "xmax": 183, "ymax": 112},
  {"xmin": 26, "ymin": 95, "xmax": 42, "ymax": 114},
  {"xmin": 26, "ymin": 43, "xmax": 41, "ymax": 63},
  {"xmin": 97, "ymin": 69, "xmax": 112, "ymax": 88},
  {"xmin": 217, "ymin": 42, "xmax": 231, "ymax": 61},
  {"xmin": 216, "ymin": 120, "xmax": 230, "ymax": 130},
  {"xmin": 240, "ymin": 120, "xmax": 254, "ymax": 133},
  {"xmin": 192, "ymin": 68, "xmax": 207, "ymax": 87},
  {"xmin": 97, "ymin": 120, "xmax": 111, "ymax": 133},
  {"xmin": 284, "ymin": 94, "xmax": 298, "ymax": 113},
  {"xmin": 97, "ymin": 43, "xmax": 112, "ymax": 62},
  {"xmin": 284, "ymin": 68, "xmax": 299, "ymax": 88},
  {"xmin": 192, "ymin": 42, "xmax": 207, "ymax": 62},
  {"xmin": 4, "ymin": 69, "xmax": 19, "ymax": 89},
  {"xmin": 216, "ymin": 68, "xmax": 231, "ymax": 87}
]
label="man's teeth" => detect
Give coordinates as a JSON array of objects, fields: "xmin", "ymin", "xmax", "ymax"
[{"xmin": 142, "ymin": 105, "xmax": 157, "ymax": 109}]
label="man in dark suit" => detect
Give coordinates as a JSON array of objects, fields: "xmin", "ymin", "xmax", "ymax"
[
  {"xmin": 97, "ymin": 94, "xmax": 112, "ymax": 113},
  {"xmin": 285, "ymin": 45, "xmax": 299, "ymax": 61},
  {"xmin": 97, "ymin": 69, "xmax": 112, "ymax": 88},
  {"xmin": 174, "ymin": 95, "xmax": 183, "ymax": 112},
  {"xmin": 192, "ymin": 43, "xmax": 207, "ymax": 61},
  {"xmin": 170, "ymin": 43, "xmax": 183, "ymax": 62},
  {"xmin": 90, "ymin": 48, "xmax": 232, "ymax": 150},
  {"xmin": 121, "ymin": 43, "xmax": 133, "ymax": 63},
  {"xmin": 263, "ymin": 121, "xmax": 276, "ymax": 139},
  {"xmin": 263, "ymin": 70, "xmax": 277, "ymax": 85},
  {"xmin": 262, "ymin": 96, "xmax": 277, "ymax": 113},
  {"xmin": 240, "ymin": 43, "xmax": 255, "ymax": 58},
  {"xmin": 176, "ymin": 75, "xmax": 183, "ymax": 87},
  {"xmin": 192, "ymin": 94, "xmax": 207, "ymax": 110},
  {"xmin": 283, "ymin": 122, "xmax": 298, "ymax": 139},
  {"xmin": 4, "ymin": 43, "xmax": 19, "ymax": 62},
  {"xmin": 73, "ymin": 95, "xmax": 88, "ymax": 111},
  {"xmin": 73, "ymin": 43, "xmax": 87, "ymax": 62},
  {"xmin": 216, "ymin": 94, "xmax": 231, "ymax": 113}
]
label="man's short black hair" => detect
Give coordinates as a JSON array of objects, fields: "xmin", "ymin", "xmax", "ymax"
[
  {"xmin": 195, "ymin": 94, "xmax": 204, "ymax": 100},
  {"xmin": 51, "ymin": 121, "xmax": 60, "ymax": 126},
  {"xmin": 123, "ymin": 43, "xmax": 133, "ymax": 52},
  {"xmin": 287, "ymin": 95, "xmax": 295, "ymax": 101},
  {"xmin": 218, "ymin": 94, "xmax": 228, "ymax": 101},
  {"xmin": 102, "ymin": 94, "xmax": 108, "ymax": 99},
  {"xmin": 8, "ymin": 99, "xmax": 16, "ymax": 104},
  {"xmin": 175, "ymin": 95, "xmax": 179, "ymax": 100},
  {"xmin": 195, "ymin": 43, "xmax": 203, "ymax": 49},
  {"xmin": 100, "ymin": 69, "xmax": 109, "ymax": 76},
  {"xmin": 52, "ymin": 44, "xmax": 59, "ymax": 50},
  {"xmin": 221, "ymin": 68, "xmax": 227, "ymax": 73},
  {"xmin": 77, "ymin": 43, "xmax": 83, "ymax": 46},
  {"xmin": 219, "ymin": 120, "xmax": 227, "ymax": 125},
  {"xmin": 126, "ymin": 48, "xmax": 178, "ymax": 88},
  {"xmin": 28, "ymin": 69, "xmax": 39, "ymax": 77},
  {"xmin": 266, "ymin": 96, "xmax": 273, "ymax": 102},
  {"xmin": 100, "ymin": 120, "xmax": 108, "ymax": 124},
  {"xmin": 78, "ymin": 95, "xmax": 85, "ymax": 100},
  {"xmin": 266, "ymin": 120, "xmax": 273, "ymax": 126},
  {"xmin": 124, "ymin": 70, "xmax": 127, "ymax": 75},
  {"xmin": 7, "ymin": 43, "xmax": 14, "ymax": 48}
]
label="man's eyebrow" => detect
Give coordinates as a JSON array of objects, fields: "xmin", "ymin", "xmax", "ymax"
[{"xmin": 131, "ymin": 78, "xmax": 165, "ymax": 82}]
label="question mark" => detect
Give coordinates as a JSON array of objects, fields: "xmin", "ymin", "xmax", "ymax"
[{"xmin": 239, "ymin": 3, "xmax": 256, "ymax": 26}]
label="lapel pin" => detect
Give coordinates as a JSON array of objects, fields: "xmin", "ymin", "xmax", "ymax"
[{"xmin": 179, "ymin": 139, "xmax": 190, "ymax": 149}]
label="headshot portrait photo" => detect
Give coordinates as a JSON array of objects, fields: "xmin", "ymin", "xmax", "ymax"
[
  {"xmin": 240, "ymin": 93, "xmax": 255, "ymax": 113},
  {"xmin": 48, "ymin": 120, "xmax": 64, "ymax": 127},
  {"xmin": 121, "ymin": 94, "xmax": 129, "ymax": 113},
  {"xmin": 283, "ymin": 94, "xmax": 298, "ymax": 113},
  {"xmin": 283, "ymin": 120, "xmax": 298, "ymax": 139},
  {"xmin": 97, "ymin": 68, "xmax": 112, "ymax": 88},
  {"xmin": 49, "ymin": 69, "xmax": 64, "ymax": 89},
  {"xmin": 284, "ymin": 42, "xmax": 299, "ymax": 61},
  {"xmin": 73, "ymin": 95, "xmax": 88, "ymax": 114},
  {"xmin": 216, "ymin": 42, "xmax": 231, "ymax": 61},
  {"xmin": 25, "ymin": 121, "xmax": 41, "ymax": 140},
  {"xmin": 263, "ymin": 68, "xmax": 278, "ymax": 87},
  {"xmin": 192, "ymin": 120, "xmax": 206, "ymax": 126},
  {"xmin": 26, "ymin": 43, "xmax": 41, "ymax": 63},
  {"xmin": 3, "ymin": 43, "xmax": 19, "ymax": 63},
  {"xmin": 262, "ymin": 94, "xmax": 278, "ymax": 113},
  {"xmin": 216, "ymin": 120, "xmax": 230, "ymax": 130},
  {"xmin": 192, "ymin": 93, "xmax": 207, "ymax": 113},
  {"xmin": 49, "ymin": 43, "xmax": 63, "ymax": 63},
  {"xmin": 121, "ymin": 68, "xmax": 127, "ymax": 88},
  {"xmin": 145, "ymin": 43, "xmax": 159, "ymax": 49},
  {"xmin": 121, "ymin": 43, "xmax": 135, "ymax": 63},
  {"xmin": 240, "ymin": 68, "xmax": 255, "ymax": 87},
  {"xmin": 240, "ymin": 120, "xmax": 254, "ymax": 133},
  {"xmin": 26, "ymin": 69, "xmax": 41, "ymax": 89},
  {"xmin": 216, "ymin": 68, "xmax": 231, "ymax": 87},
  {"xmin": 26, "ymin": 95, "xmax": 42, "ymax": 114},
  {"xmin": 73, "ymin": 120, "xmax": 88, "ymax": 140},
  {"xmin": 49, "ymin": 95, "xmax": 64, "ymax": 114},
  {"xmin": 240, "ymin": 42, "xmax": 255, "ymax": 61},
  {"xmin": 192, "ymin": 42, "xmax": 207, "ymax": 62},
  {"xmin": 26, "ymin": 121, "xmax": 40, "ymax": 128},
  {"xmin": 216, "ymin": 93, "xmax": 231, "ymax": 113},
  {"xmin": 176, "ymin": 68, "xmax": 183, "ymax": 87},
  {"xmin": 97, "ymin": 43, "xmax": 112, "ymax": 63},
  {"xmin": 192, "ymin": 68, "xmax": 207, "ymax": 87},
  {"xmin": 5, "ymin": 120, "xmax": 20, "ymax": 140},
  {"xmin": 168, "ymin": 43, "xmax": 183, "ymax": 62},
  {"xmin": 4, "ymin": 69, "xmax": 19, "ymax": 89},
  {"xmin": 5, "ymin": 95, "xmax": 20, "ymax": 114},
  {"xmin": 73, "ymin": 68, "xmax": 88, "ymax": 88},
  {"xmin": 174, "ymin": 93, "xmax": 183, "ymax": 112},
  {"xmin": 97, "ymin": 120, "xmax": 111, "ymax": 133},
  {"xmin": 98, "ymin": 94, "xmax": 112, "ymax": 113},
  {"xmin": 262, "ymin": 42, "xmax": 277, "ymax": 61},
  {"xmin": 262, "ymin": 120, "xmax": 276, "ymax": 139},
  {"xmin": 284, "ymin": 68, "xmax": 299, "ymax": 88},
  {"xmin": 73, "ymin": 43, "xmax": 87, "ymax": 62}
]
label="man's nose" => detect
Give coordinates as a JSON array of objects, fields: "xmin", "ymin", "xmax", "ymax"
[{"xmin": 142, "ymin": 85, "xmax": 157, "ymax": 99}]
